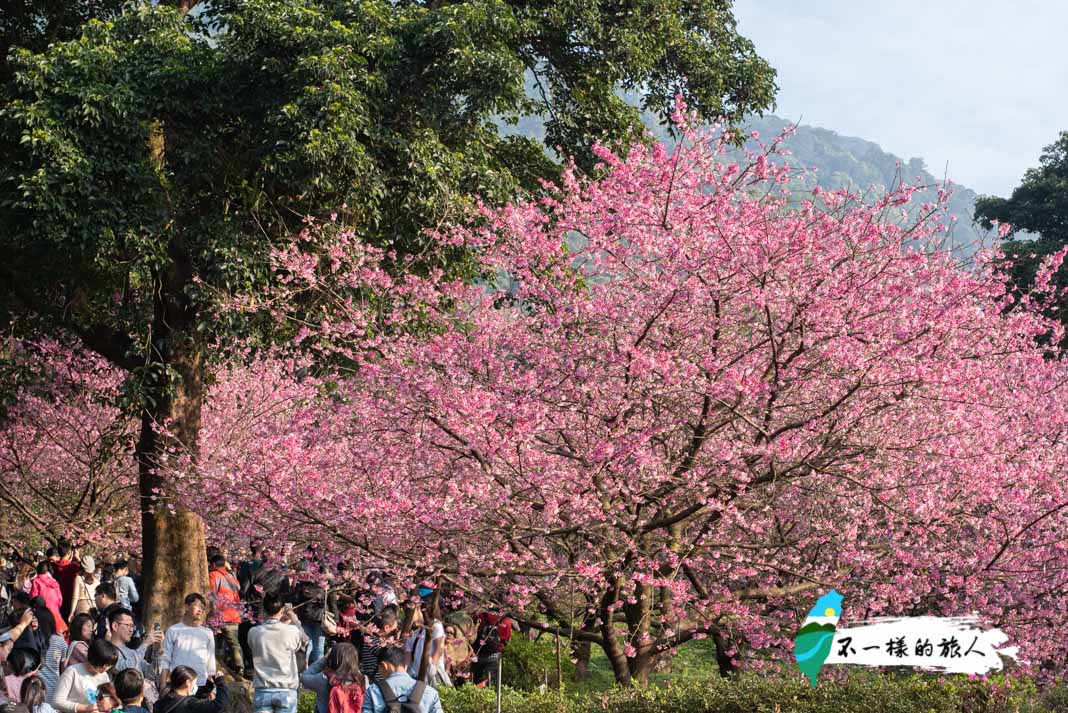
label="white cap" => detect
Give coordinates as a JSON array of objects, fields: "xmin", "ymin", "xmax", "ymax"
[{"xmin": 80, "ymin": 555, "xmax": 96, "ymax": 574}]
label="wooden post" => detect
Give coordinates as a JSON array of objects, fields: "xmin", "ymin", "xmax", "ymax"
[
  {"xmin": 555, "ymin": 632, "xmax": 563, "ymax": 691},
  {"xmin": 495, "ymin": 654, "xmax": 503, "ymax": 713}
]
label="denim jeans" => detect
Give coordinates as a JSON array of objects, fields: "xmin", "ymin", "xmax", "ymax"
[
  {"xmin": 303, "ymin": 622, "xmax": 325, "ymax": 666},
  {"xmin": 252, "ymin": 688, "xmax": 298, "ymax": 713}
]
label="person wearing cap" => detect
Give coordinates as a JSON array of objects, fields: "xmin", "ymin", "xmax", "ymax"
[
  {"xmin": 0, "ymin": 629, "xmax": 12, "ymax": 665},
  {"xmin": 67, "ymin": 557, "xmax": 99, "ymax": 623}
]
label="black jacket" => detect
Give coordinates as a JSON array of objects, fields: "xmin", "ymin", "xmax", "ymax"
[
  {"xmin": 293, "ymin": 581, "xmax": 338, "ymax": 626},
  {"xmin": 244, "ymin": 566, "xmax": 290, "ymax": 604},
  {"xmin": 155, "ymin": 685, "xmax": 230, "ymax": 713}
]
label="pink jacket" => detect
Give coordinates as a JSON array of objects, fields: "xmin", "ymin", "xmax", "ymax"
[{"xmin": 29, "ymin": 572, "xmax": 68, "ymax": 633}]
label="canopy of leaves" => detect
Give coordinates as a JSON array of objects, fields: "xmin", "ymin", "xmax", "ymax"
[
  {"xmin": 0, "ymin": 0, "xmax": 775, "ymax": 370},
  {"xmin": 976, "ymin": 131, "xmax": 1068, "ymax": 329},
  {"xmin": 0, "ymin": 0, "xmax": 124, "ymax": 81}
]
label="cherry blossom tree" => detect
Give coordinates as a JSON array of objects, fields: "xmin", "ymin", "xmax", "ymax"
[
  {"xmin": 0, "ymin": 340, "xmax": 138, "ymax": 556},
  {"xmin": 191, "ymin": 111, "xmax": 1068, "ymax": 685}
]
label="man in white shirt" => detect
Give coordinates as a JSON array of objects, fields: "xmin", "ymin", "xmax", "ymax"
[
  {"xmin": 248, "ymin": 593, "xmax": 308, "ymax": 713},
  {"xmin": 159, "ymin": 593, "xmax": 217, "ymax": 688}
]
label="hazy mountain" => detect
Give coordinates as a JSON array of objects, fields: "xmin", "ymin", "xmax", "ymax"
[
  {"xmin": 738, "ymin": 115, "xmax": 987, "ymax": 254},
  {"xmin": 500, "ymin": 100, "xmax": 992, "ymax": 255}
]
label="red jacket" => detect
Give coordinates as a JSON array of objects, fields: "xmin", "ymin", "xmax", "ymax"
[
  {"xmin": 209, "ymin": 567, "xmax": 243, "ymax": 624},
  {"xmin": 53, "ymin": 559, "xmax": 80, "ymax": 619}
]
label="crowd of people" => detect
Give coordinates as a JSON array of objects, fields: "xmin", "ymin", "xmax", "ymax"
[{"xmin": 0, "ymin": 542, "xmax": 516, "ymax": 713}]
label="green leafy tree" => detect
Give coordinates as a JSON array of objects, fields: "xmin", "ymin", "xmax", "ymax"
[
  {"xmin": 0, "ymin": 0, "xmax": 125, "ymax": 81},
  {"xmin": 0, "ymin": 0, "xmax": 775, "ymax": 623},
  {"xmin": 976, "ymin": 131, "xmax": 1068, "ymax": 328}
]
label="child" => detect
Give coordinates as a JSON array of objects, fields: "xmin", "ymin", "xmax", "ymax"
[
  {"xmin": 113, "ymin": 561, "xmax": 139, "ymax": 611},
  {"xmin": 20, "ymin": 676, "xmax": 58, "ymax": 713},
  {"xmin": 113, "ymin": 669, "xmax": 149, "ymax": 713}
]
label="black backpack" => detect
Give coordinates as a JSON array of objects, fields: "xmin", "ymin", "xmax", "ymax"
[
  {"xmin": 376, "ymin": 679, "xmax": 427, "ymax": 713},
  {"xmin": 296, "ymin": 581, "xmax": 326, "ymax": 624}
]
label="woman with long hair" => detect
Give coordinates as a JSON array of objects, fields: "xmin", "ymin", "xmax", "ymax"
[
  {"xmin": 3, "ymin": 648, "xmax": 41, "ymax": 701},
  {"xmin": 61, "ymin": 614, "xmax": 94, "ymax": 672},
  {"xmin": 328, "ymin": 643, "xmax": 364, "ymax": 708},
  {"xmin": 300, "ymin": 642, "xmax": 364, "ymax": 713},
  {"xmin": 20, "ymin": 674, "xmax": 58, "ymax": 713},
  {"xmin": 35, "ymin": 607, "xmax": 68, "ymax": 701},
  {"xmin": 402, "ymin": 601, "xmax": 449, "ymax": 687},
  {"xmin": 443, "ymin": 621, "xmax": 473, "ymax": 686},
  {"xmin": 16, "ymin": 562, "xmax": 37, "ymax": 595}
]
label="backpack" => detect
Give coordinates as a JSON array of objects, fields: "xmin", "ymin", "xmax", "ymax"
[
  {"xmin": 376, "ymin": 679, "xmax": 426, "ymax": 713},
  {"xmin": 475, "ymin": 614, "xmax": 511, "ymax": 656},
  {"xmin": 297, "ymin": 582, "xmax": 326, "ymax": 624},
  {"xmin": 327, "ymin": 679, "xmax": 364, "ymax": 713}
]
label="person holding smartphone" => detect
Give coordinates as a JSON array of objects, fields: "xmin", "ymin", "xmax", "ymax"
[
  {"xmin": 248, "ymin": 593, "xmax": 308, "ymax": 713},
  {"xmin": 154, "ymin": 667, "xmax": 229, "ymax": 713}
]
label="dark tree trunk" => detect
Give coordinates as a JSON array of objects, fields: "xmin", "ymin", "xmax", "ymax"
[
  {"xmin": 598, "ymin": 581, "xmax": 632, "ymax": 686},
  {"xmin": 571, "ymin": 614, "xmax": 595, "ymax": 681},
  {"xmin": 712, "ymin": 628, "xmax": 738, "ymax": 677},
  {"xmin": 138, "ymin": 248, "xmax": 209, "ymax": 628},
  {"xmin": 624, "ymin": 580, "xmax": 655, "ymax": 685},
  {"xmin": 600, "ymin": 618, "xmax": 631, "ymax": 686}
]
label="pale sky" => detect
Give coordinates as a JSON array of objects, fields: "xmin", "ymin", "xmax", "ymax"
[{"xmin": 734, "ymin": 1, "xmax": 1068, "ymax": 197}]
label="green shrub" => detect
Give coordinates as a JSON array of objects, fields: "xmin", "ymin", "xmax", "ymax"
[
  {"xmin": 297, "ymin": 690, "xmax": 316, "ymax": 713},
  {"xmin": 439, "ymin": 684, "xmax": 575, "ymax": 713},
  {"xmin": 1034, "ymin": 682, "xmax": 1068, "ymax": 713},
  {"xmin": 436, "ymin": 674, "xmax": 1044, "ymax": 713},
  {"xmin": 500, "ymin": 634, "xmax": 576, "ymax": 692}
]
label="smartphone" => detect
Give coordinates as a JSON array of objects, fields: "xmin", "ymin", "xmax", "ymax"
[
  {"xmin": 195, "ymin": 679, "xmax": 215, "ymax": 700},
  {"xmin": 154, "ymin": 622, "xmax": 162, "ymax": 632}
]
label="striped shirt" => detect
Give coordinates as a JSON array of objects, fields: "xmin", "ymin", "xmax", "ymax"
[
  {"xmin": 359, "ymin": 635, "xmax": 383, "ymax": 682},
  {"xmin": 40, "ymin": 634, "xmax": 67, "ymax": 702}
]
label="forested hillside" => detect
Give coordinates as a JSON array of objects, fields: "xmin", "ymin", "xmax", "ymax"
[
  {"xmin": 741, "ymin": 114, "xmax": 984, "ymax": 253},
  {"xmin": 503, "ymin": 105, "xmax": 987, "ymax": 254}
]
